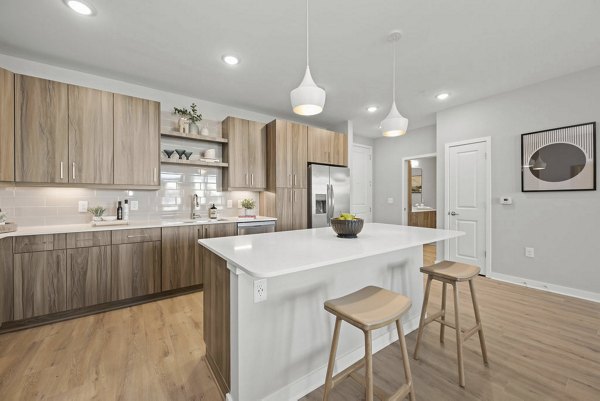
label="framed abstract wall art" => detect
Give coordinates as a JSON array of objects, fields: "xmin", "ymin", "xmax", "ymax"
[{"xmin": 521, "ymin": 122, "xmax": 596, "ymax": 192}]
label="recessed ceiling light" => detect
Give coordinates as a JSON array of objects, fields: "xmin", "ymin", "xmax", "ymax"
[
  {"xmin": 436, "ymin": 92, "xmax": 450, "ymax": 100},
  {"xmin": 367, "ymin": 106, "xmax": 378, "ymax": 113},
  {"xmin": 63, "ymin": 0, "xmax": 95, "ymax": 16},
  {"xmin": 222, "ymin": 55, "xmax": 240, "ymax": 65}
]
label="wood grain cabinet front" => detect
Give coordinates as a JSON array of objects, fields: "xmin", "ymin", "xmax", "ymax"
[
  {"xmin": 15, "ymin": 75, "xmax": 69, "ymax": 183},
  {"xmin": 266, "ymin": 120, "xmax": 308, "ymax": 190},
  {"xmin": 161, "ymin": 226, "xmax": 200, "ymax": 291},
  {"xmin": 307, "ymin": 126, "xmax": 348, "ymax": 167},
  {"xmin": 67, "ymin": 246, "xmax": 112, "ymax": 309},
  {"xmin": 0, "ymin": 67, "xmax": 14, "ymax": 182},
  {"xmin": 222, "ymin": 117, "xmax": 266, "ymax": 190},
  {"xmin": 0, "ymin": 238, "xmax": 13, "ymax": 325},
  {"xmin": 13, "ymin": 250, "xmax": 67, "ymax": 320},
  {"xmin": 111, "ymin": 241, "xmax": 161, "ymax": 301}
]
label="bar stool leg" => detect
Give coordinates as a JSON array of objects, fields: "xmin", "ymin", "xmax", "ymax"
[
  {"xmin": 452, "ymin": 283, "xmax": 465, "ymax": 387},
  {"xmin": 469, "ymin": 279, "xmax": 489, "ymax": 366},
  {"xmin": 323, "ymin": 317, "xmax": 342, "ymax": 401},
  {"xmin": 440, "ymin": 282, "xmax": 447, "ymax": 344},
  {"xmin": 396, "ymin": 320, "xmax": 416, "ymax": 401},
  {"xmin": 364, "ymin": 330, "xmax": 374, "ymax": 401},
  {"xmin": 413, "ymin": 275, "xmax": 433, "ymax": 360}
]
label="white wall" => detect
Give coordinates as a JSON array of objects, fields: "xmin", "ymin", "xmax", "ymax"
[
  {"xmin": 373, "ymin": 125, "xmax": 436, "ymax": 224},
  {"xmin": 436, "ymin": 66, "xmax": 600, "ymax": 295},
  {"xmin": 353, "ymin": 134, "xmax": 374, "ymax": 147}
]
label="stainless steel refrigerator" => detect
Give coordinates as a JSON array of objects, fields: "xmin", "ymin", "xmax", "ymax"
[{"xmin": 308, "ymin": 164, "xmax": 351, "ymax": 228}]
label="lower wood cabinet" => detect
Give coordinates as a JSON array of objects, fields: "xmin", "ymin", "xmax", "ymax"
[
  {"xmin": 13, "ymin": 250, "xmax": 67, "ymax": 320},
  {"xmin": 161, "ymin": 226, "xmax": 200, "ymax": 291},
  {"xmin": 111, "ymin": 241, "xmax": 161, "ymax": 301},
  {"xmin": 0, "ymin": 238, "xmax": 13, "ymax": 325},
  {"xmin": 66, "ymin": 246, "xmax": 112, "ymax": 309}
]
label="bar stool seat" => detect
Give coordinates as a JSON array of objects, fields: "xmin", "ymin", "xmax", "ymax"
[
  {"xmin": 420, "ymin": 260, "xmax": 480, "ymax": 282},
  {"xmin": 413, "ymin": 260, "xmax": 489, "ymax": 388},
  {"xmin": 325, "ymin": 286, "xmax": 412, "ymax": 331},
  {"xmin": 323, "ymin": 286, "xmax": 416, "ymax": 401}
]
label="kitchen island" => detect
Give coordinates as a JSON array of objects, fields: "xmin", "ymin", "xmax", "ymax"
[{"xmin": 199, "ymin": 223, "xmax": 462, "ymax": 401}]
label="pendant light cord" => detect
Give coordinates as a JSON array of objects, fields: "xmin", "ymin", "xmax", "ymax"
[
  {"xmin": 306, "ymin": 0, "xmax": 309, "ymax": 66},
  {"xmin": 392, "ymin": 40, "xmax": 396, "ymax": 101}
]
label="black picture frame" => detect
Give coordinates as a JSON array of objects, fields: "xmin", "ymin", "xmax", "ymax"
[{"xmin": 521, "ymin": 122, "xmax": 596, "ymax": 192}]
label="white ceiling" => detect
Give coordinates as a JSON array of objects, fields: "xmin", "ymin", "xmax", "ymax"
[{"xmin": 1, "ymin": 0, "xmax": 600, "ymax": 137}]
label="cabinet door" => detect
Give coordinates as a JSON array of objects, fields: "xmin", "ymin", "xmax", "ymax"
[
  {"xmin": 15, "ymin": 75, "xmax": 68, "ymax": 183},
  {"xmin": 307, "ymin": 126, "xmax": 329, "ymax": 164},
  {"xmin": 111, "ymin": 241, "xmax": 161, "ymax": 301},
  {"xmin": 66, "ymin": 246, "xmax": 111, "ymax": 309},
  {"xmin": 14, "ymin": 250, "xmax": 67, "ymax": 320},
  {"xmin": 161, "ymin": 226, "xmax": 198, "ymax": 291},
  {"xmin": 0, "ymin": 67, "xmax": 14, "ymax": 182},
  {"xmin": 205, "ymin": 222, "xmax": 237, "ymax": 239},
  {"xmin": 275, "ymin": 121, "xmax": 292, "ymax": 188},
  {"xmin": 275, "ymin": 188, "xmax": 293, "ymax": 232},
  {"xmin": 68, "ymin": 85, "xmax": 114, "ymax": 184},
  {"xmin": 290, "ymin": 122, "xmax": 308, "ymax": 188},
  {"xmin": 223, "ymin": 117, "xmax": 249, "ymax": 188},
  {"xmin": 0, "ymin": 238, "xmax": 13, "ymax": 325},
  {"xmin": 331, "ymin": 132, "xmax": 348, "ymax": 166},
  {"xmin": 113, "ymin": 95, "xmax": 160, "ymax": 186},
  {"xmin": 248, "ymin": 120, "xmax": 266, "ymax": 189},
  {"xmin": 292, "ymin": 188, "xmax": 308, "ymax": 230}
]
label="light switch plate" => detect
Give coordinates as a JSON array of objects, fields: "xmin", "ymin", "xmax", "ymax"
[
  {"xmin": 227, "ymin": 200, "xmax": 233, "ymax": 208},
  {"xmin": 130, "ymin": 200, "xmax": 139, "ymax": 211},
  {"xmin": 78, "ymin": 200, "xmax": 88, "ymax": 213},
  {"xmin": 525, "ymin": 247, "xmax": 535, "ymax": 258},
  {"xmin": 387, "ymin": 198, "xmax": 394, "ymax": 204}
]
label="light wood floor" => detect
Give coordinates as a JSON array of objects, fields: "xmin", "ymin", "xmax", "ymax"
[{"xmin": 1, "ymin": 244, "xmax": 599, "ymax": 401}]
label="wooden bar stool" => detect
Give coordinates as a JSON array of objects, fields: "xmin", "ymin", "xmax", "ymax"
[
  {"xmin": 323, "ymin": 286, "xmax": 416, "ymax": 401},
  {"xmin": 413, "ymin": 261, "xmax": 489, "ymax": 387}
]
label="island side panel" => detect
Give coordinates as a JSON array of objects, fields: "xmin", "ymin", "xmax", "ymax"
[
  {"xmin": 203, "ymin": 249, "xmax": 231, "ymax": 396},
  {"xmin": 231, "ymin": 245, "xmax": 424, "ymax": 401}
]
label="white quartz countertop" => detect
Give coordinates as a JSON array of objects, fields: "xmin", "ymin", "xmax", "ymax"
[
  {"xmin": 0, "ymin": 216, "xmax": 277, "ymax": 239},
  {"xmin": 199, "ymin": 223, "xmax": 463, "ymax": 278}
]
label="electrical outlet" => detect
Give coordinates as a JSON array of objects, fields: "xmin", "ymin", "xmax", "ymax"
[
  {"xmin": 78, "ymin": 200, "xmax": 88, "ymax": 213},
  {"xmin": 227, "ymin": 199, "xmax": 233, "ymax": 208},
  {"xmin": 525, "ymin": 247, "xmax": 535, "ymax": 258},
  {"xmin": 254, "ymin": 279, "xmax": 267, "ymax": 303},
  {"xmin": 130, "ymin": 200, "xmax": 139, "ymax": 211}
]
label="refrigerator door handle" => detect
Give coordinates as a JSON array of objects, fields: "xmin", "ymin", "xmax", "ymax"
[
  {"xmin": 330, "ymin": 184, "xmax": 335, "ymax": 220},
  {"xmin": 326, "ymin": 184, "xmax": 332, "ymax": 225}
]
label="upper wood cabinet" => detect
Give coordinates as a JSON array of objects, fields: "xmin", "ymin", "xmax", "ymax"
[
  {"xmin": 222, "ymin": 117, "xmax": 266, "ymax": 190},
  {"xmin": 260, "ymin": 188, "xmax": 306, "ymax": 232},
  {"xmin": 68, "ymin": 86, "xmax": 114, "ymax": 184},
  {"xmin": 113, "ymin": 94, "xmax": 160, "ymax": 187},
  {"xmin": 15, "ymin": 75, "xmax": 69, "ymax": 183},
  {"xmin": 266, "ymin": 120, "xmax": 308, "ymax": 190},
  {"xmin": 307, "ymin": 127, "xmax": 348, "ymax": 166},
  {"xmin": 0, "ymin": 67, "xmax": 14, "ymax": 182}
]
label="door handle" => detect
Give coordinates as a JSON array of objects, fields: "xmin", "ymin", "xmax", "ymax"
[{"xmin": 449, "ymin": 211, "xmax": 459, "ymax": 216}]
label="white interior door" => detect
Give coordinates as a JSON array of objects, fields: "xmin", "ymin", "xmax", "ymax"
[
  {"xmin": 447, "ymin": 141, "xmax": 487, "ymax": 271},
  {"xmin": 351, "ymin": 144, "xmax": 372, "ymax": 222}
]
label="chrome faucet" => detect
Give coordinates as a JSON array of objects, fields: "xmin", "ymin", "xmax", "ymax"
[{"xmin": 191, "ymin": 194, "xmax": 202, "ymax": 219}]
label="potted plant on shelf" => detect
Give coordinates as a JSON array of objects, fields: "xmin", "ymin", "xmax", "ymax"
[
  {"xmin": 173, "ymin": 103, "xmax": 203, "ymax": 135},
  {"xmin": 241, "ymin": 198, "xmax": 256, "ymax": 218},
  {"xmin": 88, "ymin": 206, "xmax": 106, "ymax": 222}
]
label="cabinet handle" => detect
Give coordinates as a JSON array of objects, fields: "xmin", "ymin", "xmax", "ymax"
[
  {"xmin": 60, "ymin": 162, "xmax": 64, "ymax": 180},
  {"xmin": 72, "ymin": 162, "xmax": 76, "ymax": 181},
  {"xmin": 153, "ymin": 168, "xmax": 158, "ymax": 183},
  {"xmin": 251, "ymin": 173, "xmax": 254, "ymax": 186},
  {"xmin": 294, "ymin": 174, "xmax": 297, "ymax": 186},
  {"xmin": 127, "ymin": 234, "xmax": 149, "ymax": 238},
  {"xmin": 294, "ymin": 190, "xmax": 297, "ymax": 203}
]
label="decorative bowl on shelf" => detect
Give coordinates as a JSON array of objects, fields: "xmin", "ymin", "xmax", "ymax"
[
  {"xmin": 175, "ymin": 149, "xmax": 186, "ymax": 159},
  {"xmin": 330, "ymin": 217, "xmax": 364, "ymax": 238},
  {"xmin": 163, "ymin": 149, "xmax": 175, "ymax": 159},
  {"xmin": 184, "ymin": 151, "xmax": 193, "ymax": 160}
]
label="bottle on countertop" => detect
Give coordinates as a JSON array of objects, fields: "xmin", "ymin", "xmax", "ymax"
[
  {"xmin": 123, "ymin": 199, "xmax": 129, "ymax": 221},
  {"xmin": 209, "ymin": 203, "xmax": 218, "ymax": 220},
  {"xmin": 117, "ymin": 201, "xmax": 123, "ymax": 220}
]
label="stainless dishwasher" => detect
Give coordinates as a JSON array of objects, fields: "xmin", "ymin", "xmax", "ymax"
[{"xmin": 237, "ymin": 220, "xmax": 276, "ymax": 235}]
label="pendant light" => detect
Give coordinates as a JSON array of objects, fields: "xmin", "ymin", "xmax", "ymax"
[
  {"xmin": 290, "ymin": 0, "xmax": 326, "ymax": 116},
  {"xmin": 381, "ymin": 31, "xmax": 408, "ymax": 137}
]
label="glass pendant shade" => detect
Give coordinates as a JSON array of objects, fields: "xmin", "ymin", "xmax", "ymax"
[
  {"xmin": 381, "ymin": 101, "xmax": 408, "ymax": 137},
  {"xmin": 290, "ymin": 66, "xmax": 326, "ymax": 116}
]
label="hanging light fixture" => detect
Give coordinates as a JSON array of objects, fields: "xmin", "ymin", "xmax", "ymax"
[
  {"xmin": 531, "ymin": 154, "xmax": 547, "ymax": 170},
  {"xmin": 381, "ymin": 31, "xmax": 408, "ymax": 137},
  {"xmin": 290, "ymin": 0, "xmax": 326, "ymax": 116}
]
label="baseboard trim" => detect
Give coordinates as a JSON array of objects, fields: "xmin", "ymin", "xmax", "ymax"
[
  {"xmin": 260, "ymin": 316, "xmax": 421, "ymax": 401},
  {"xmin": 490, "ymin": 272, "xmax": 600, "ymax": 303}
]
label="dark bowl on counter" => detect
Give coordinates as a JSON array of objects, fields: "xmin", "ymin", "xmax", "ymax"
[{"xmin": 330, "ymin": 218, "xmax": 364, "ymax": 238}]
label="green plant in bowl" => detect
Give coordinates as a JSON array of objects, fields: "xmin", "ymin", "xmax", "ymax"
[{"xmin": 88, "ymin": 206, "xmax": 106, "ymax": 221}]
